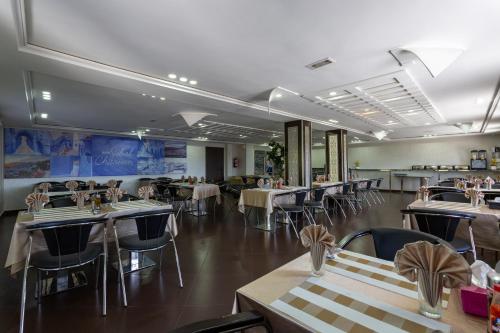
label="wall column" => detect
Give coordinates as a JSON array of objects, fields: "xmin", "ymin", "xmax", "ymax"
[
  {"xmin": 325, "ymin": 129, "xmax": 348, "ymax": 182},
  {"xmin": 285, "ymin": 120, "xmax": 312, "ymax": 187}
]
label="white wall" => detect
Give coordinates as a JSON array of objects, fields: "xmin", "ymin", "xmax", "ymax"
[
  {"xmin": 348, "ymin": 134, "xmax": 500, "ymax": 169},
  {"xmin": 226, "ymin": 143, "xmax": 245, "ymax": 177},
  {"xmin": 312, "ymin": 147, "xmax": 326, "ymax": 169}
]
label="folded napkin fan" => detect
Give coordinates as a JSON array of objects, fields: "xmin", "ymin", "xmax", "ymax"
[
  {"xmin": 106, "ymin": 187, "xmax": 125, "ymax": 200},
  {"xmin": 38, "ymin": 182, "xmax": 51, "ymax": 192},
  {"xmin": 65, "ymin": 180, "xmax": 79, "ymax": 191},
  {"xmin": 300, "ymin": 225, "xmax": 335, "ymax": 249},
  {"xmin": 257, "ymin": 178, "xmax": 264, "ymax": 188},
  {"xmin": 395, "ymin": 241, "xmax": 471, "ymax": 307},
  {"xmin": 71, "ymin": 191, "xmax": 90, "ymax": 202},
  {"xmin": 138, "ymin": 185, "xmax": 154, "ymax": 199},
  {"xmin": 87, "ymin": 180, "xmax": 97, "ymax": 190},
  {"xmin": 106, "ymin": 179, "xmax": 118, "ymax": 188},
  {"xmin": 25, "ymin": 193, "xmax": 50, "ymax": 207}
]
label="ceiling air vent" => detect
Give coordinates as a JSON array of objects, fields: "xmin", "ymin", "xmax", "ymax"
[{"xmin": 306, "ymin": 57, "xmax": 335, "ymax": 70}]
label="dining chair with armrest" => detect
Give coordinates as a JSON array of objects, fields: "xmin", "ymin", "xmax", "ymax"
[
  {"xmin": 338, "ymin": 227, "xmax": 453, "ymax": 261},
  {"xmin": 275, "ymin": 190, "xmax": 312, "ymax": 238},
  {"xmin": 169, "ymin": 311, "xmax": 272, "ymax": 333},
  {"xmin": 429, "ymin": 191, "xmax": 469, "ymax": 203},
  {"xmin": 48, "ymin": 196, "xmax": 75, "ymax": 208},
  {"xmin": 304, "ymin": 187, "xmax": 333, "ymax": 226},
  {"xmin": 401, "ymin": 208, "xmax": 476, "ymax": 254},
  {"xmin": 19, "ymin": 217, "xmax": 108, "ymax": 333},
  {"xmin": 112, "ymin": 209, "xmax": 182, "ymax": 307}
]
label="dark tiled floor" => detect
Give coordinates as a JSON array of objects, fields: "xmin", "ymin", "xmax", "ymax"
[{"xmin": 0, "ymin": 192, "xmax": 490, "ymax": 332}]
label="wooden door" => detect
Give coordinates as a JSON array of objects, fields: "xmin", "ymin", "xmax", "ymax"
[{"xmin": 205, "ymin": 147, "xmax": 224, "ymax": 182}]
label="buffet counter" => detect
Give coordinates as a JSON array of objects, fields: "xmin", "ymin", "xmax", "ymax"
[{"xmin": 350, "ymin": 168, "xmax": 500, "ymax": 192}]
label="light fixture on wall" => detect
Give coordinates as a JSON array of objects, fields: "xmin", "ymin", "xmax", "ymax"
[{"xmin": 40, "ymin": 113, "xmax": 48, "ymax": 119}]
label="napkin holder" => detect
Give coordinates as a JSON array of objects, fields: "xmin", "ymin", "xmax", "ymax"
[{"xmin": 460, "ymin": 286, "xmax": 489, "ymax": 318}]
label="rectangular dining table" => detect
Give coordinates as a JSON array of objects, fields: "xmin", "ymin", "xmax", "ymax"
[
  {"xmin": 404, "ymin": 199, "xmax": 500, "ymax": 252},
  {"xmin": 238, "ymin": 187, "xmax": 307, "ymax": 231},
  {"xmin": 5, "ymin": 200, "xmax": 177, "ymax": 275},
  {"xmin": 171, "ymin": 183, "xmax": 221, "ymax": 216},
  {"xmin": 234, "ymin": 250, "xmax": 485, "ymax": 332}
]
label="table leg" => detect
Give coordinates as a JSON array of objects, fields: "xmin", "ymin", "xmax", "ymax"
[
  {"xmin": 112, "ymin": 251, "xmax": 156, "ymax": 274},
  {"xmin": 400, "ymin": 177, "xmax": 404, "ymax": 194},
  {"xmin": 41, "ymin": 269, "xmax": 88, "ymax": 296},
  {"xmin": 190, "ymin": 199, "xmax": 208, "ymax": 216}
]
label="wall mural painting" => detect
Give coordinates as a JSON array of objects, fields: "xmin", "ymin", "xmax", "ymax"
[{"xmin": 3, "ymin": 128, "xmax": 188, "ymax": 179}]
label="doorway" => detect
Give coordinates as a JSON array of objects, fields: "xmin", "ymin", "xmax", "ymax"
[{"xmin": 205, "ymin": 147, "xmax": 224, "ymax": 182}]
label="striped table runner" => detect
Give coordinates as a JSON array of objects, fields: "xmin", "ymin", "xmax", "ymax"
[
  {"xmin": 271, "ymin": 277, "xmax": 451, "ymax": 333},
  {"xmin": 419, "ymin": 201, "xmax": 481, "ymax": 213},
  {"xmin": 325, "ymin": 250, "xmax": 451, "ymax": 308}
]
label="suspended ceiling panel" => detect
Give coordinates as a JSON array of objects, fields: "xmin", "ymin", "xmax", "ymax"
[{"xmin": 312, "ymin": 70, "xmax": 445, "ymax": 130}]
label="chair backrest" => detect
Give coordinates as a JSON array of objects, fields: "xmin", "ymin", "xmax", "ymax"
[
  {"xmin": 294, "ymin": 191, "xmax": 308, "ymax": 206},
  {"xmin": 438, "ymin": 181, "xmax": 455, "ymax": 187},
  {"xmin": 311, "ymin": 188, "xmax": 326, "ymax": 202},
  {"xmin": 26, "ymin": 218, "xmax": 107, "ymax": 263},
  {"xmin": 439, "ymin": 192, "xmax": 469, "ymax": 203},
  {"xmin": 154, "ymin": 182, "xmax": 168, "ymax": 197},
  {"xmin": 338, "ymin": 227, "xmax": 452, "ymax": 261},
  {"xmin": 375, "ymin": 178, "xmax": 382, "ymax": 188},
  {"xmin": 49, "ymin": 196, "xmax": 75, "ymax": 208},
  {"xmin": 115, "ymin": 209, "xmax": 174, "ymax": 245},
  {"xmin": 492, "ymin": 184, "xmax": 500, "ymax": 189},
  {"xmin": 365, "ymin": 180, "xmax": 372, "ymax": 190},
  {"xmin": 401, "ymin": 208, "xmax": 475, "ymax": 243},
  {"xmin": 342, "ymin": 183, "xmax": 350, "ymax": 195}
]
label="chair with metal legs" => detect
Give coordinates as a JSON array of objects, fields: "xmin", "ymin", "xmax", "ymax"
[
  {"xmin": 357, "ymin": 180, "xmax": 373, "ymax": 207},
  {"xmin": 304, "ymin": 187, "xmax": 333, "ymax": 226},
  {"xmin": 112, "ymin": 209, "xmax": 183, "ymax": 307},
  {"xmin": 370, "ymin": 178, "xmax": 384, "ymax": 203},
  {"xmin": 275, "ymin": 190, "xmax": 312, "ymax": 237},
  {"xmin": 328, "ymin": 183, "xmax": 357, "ymax": 218},
  {"xmin": 19, "ymin": 218, "xmax": 108, "ymax": 333}
]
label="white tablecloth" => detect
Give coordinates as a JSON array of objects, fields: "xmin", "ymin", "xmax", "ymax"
[
  {"xmin": 312, "ymin": 181, "xmax": 343, "ymax": 195},
  {"xmin": 5, "ymin": 200, "xmax": 177, "ymax": 274},
  {"xmin": 238, "ymin": 187, "xmax": 307, "ymax": 217}
]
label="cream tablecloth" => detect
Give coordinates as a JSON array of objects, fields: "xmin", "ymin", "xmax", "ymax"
[
  {"xmin": 173, "ymin": 183, "xmax": 221, "ymax": 204},
  {"xmin": 238, "ymin": 187, "xmax": 306, "ymax": 217},
  {"xmin": 312, "ymin": 181, "xmax": 343, "ymax": 195},
  {"xmin": 234, "ymin": 251, "xmax": 484, "ymax": 333},
  {"xmin": 5, "ymin": 200, "xmax": 177, "ymax": 274},
  {"xmin": 404, "ymin": 199, "xmax": 500, "ymax": 251}
]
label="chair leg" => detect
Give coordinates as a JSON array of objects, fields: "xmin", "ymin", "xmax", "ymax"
[
  {"xmin": 323, "ymin": 207, "xmax": 334, "ymax": 226},
  {"xmin": 95, "ymin": 257, "xmax": 100, "ymax": 290},
  {"xmin": 113, "ymin": 227, "xmax": 128, "ymax": 307},
  {"xmin": 102, "ymin": 227, "xmax": 108, "ymax": 316},
  {"xmin": 159, "ymin": 248, "xmax": 164, "ymax": 270},
  {"xmin": 171, "ymin": 239, "xmax": 184, "ymax": 288},
  {"xmin": 285, "ymin": 212, "xmax": 299, "ymax": 238},
  {"xmin": 19, "ymin": 239, "xmax": 32, "ymax": 333},
  {"xmin": 334, "ymin": 198, "xmax": 347, "ymax": 219}
]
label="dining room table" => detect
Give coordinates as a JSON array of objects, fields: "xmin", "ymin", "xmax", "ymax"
[
  {"xmin": 234, "ymin": 249, "xmax": 485, "ymax": 332},
  {"xmin": 403, "ymin": 199, "xmax": 500, "ymax": 253},
  {"xmin": 171, "ymin": 182, "xmax": 221, "ymax": 216},
  {"xmin": 312, "ymin": 181, "xmax": 343, "ymax": 195},
  {"xmin": 5, "ymin": 199, "xmax": 177, "ymax": 294},
  {"xmin": 43, "ymin": 188, "xmax": 108, "ymax": 198},
  {"xmin": 238, "ymin": 186, "xmax": 307, "ymax": 231}
]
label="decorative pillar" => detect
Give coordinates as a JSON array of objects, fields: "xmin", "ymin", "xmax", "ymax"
[
  {"xmin": 325, "ymin": 129, "xmax": 348, "ymax": 182},
  {"xmin": 285, "ymin": 120, "xmax": 312, "ymax": 187}
]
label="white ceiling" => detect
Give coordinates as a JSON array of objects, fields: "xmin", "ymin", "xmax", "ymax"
[{"xmin": 0, "ymin": 0, "xmax": 499, "ymax": 143}]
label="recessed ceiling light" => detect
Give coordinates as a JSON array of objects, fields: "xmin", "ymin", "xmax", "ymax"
[
  {"xmin": 361, "ymin": 111, "xmax": 378, "ymax": 115},
  {"xmin": 315, "ymin": 96, "xmax": 323, "ymax": 100},
  {"xmin": 354, "ymin": 136, "xmax": 359, "ymax": 139},
  {"xmin": 131, "ymin": 131, "xmax": 136, "ymax": 133},
  {"xmin": 151, "ymin": 95, "xmax": 156, "ymax": 98},
  {"xmin": 141, "ymin": 93, "xmax": 147, "ymax": 96},
  {"xmin": 329, "ymin": 119, "xmax": 338, "ymax": 123},
  {"xmin": 476, "ymin": 97, "xmax": 484, "ymax": 105},
  {"xmin": 322, "ymin": 136, "xmax": 325, "ymax": 139},
  {"xmin": 275, "ymin": 93, "xmax": 282, "ymax": 98},
  {"xmin": 355, "ymin": 86, "xmax": 363, "ymax": 91},
  {"xmin": 40, "ymin": 113, "xmax": 48, "ymax": 119},
  {"xmin": 42, "ymin": 91, "xmax": 51, "ymax": 101},
  {"xmin": 205, "ymin": 131, "xmax": 212, "ymax": 134},
  {"xmin": 189, "ymin": 80, "xmax": 197, "ymax": 85},
  {"xmin": 329, "ymin": 91, "xmax": 337, "ymax": 96},
  {"xmin": 425, "ymin": 122, "xmax": 431, "ymax": 125},
  {"xmin": 168, "ymin": 73, "xmax": 177, "ymax": 79},
  {"xmin": 179, "ymin": 77, "xmax": 188, "ymax": 82},
  {"xmin": 160, "ymin": 97, "xmax": 166, "ymax": 101},
  {"xmin": 145, "ymin": 129, "xmax": 150, "ymax": 132}
]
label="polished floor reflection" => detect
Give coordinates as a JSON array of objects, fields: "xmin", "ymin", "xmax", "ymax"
[{"xmin": 0, "ymin": 192, "xmax": 493, "ymax": 332}]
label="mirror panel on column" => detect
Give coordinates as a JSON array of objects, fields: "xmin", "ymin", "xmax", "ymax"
[
  {"xmin": 285, "ymin": 120, "xmax": 312, "ymax": 187},
  {"xmin": 326, "ymin": 129, "xmax": 348, "ymax": 182}
]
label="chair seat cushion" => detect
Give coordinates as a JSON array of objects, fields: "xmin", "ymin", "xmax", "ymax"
[
  {"xmin": 449, "ymin": 238, "xmax": 471, "ymax": 253},
  {"xmin": 278, "ymin": 204, "xmax": 303, "ymax": 212},
  {"xmin": 31, "ymin": 243, "xmax": 103, "ymax": 269},
  {"xmin": 304, "ymin": 200, "xmax": 322, "ymax": 208},
  {"xmin": 119, "ymin": 233, "xmax": 172, "ymax": 251}
]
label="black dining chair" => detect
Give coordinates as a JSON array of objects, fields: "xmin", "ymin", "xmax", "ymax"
[
  {"xmin": 357, "ymin": 180, "xmax": 374, "ymax": 207},
  {"xmin": 275, "ymin": 190, "xmax": 311, "ymax": 238},
  {"xmin": 328, "ymin": 183, "xmax": 357, "ymax": 218},
  {"xmin": 429, "ymin": 191, "xmax": 469, "ymax": 203},
  {"xmin": 438, "ymin": 180, "xmax": 455, "ymax": 187},
  {"xmin": 112, "ymin": 209, "xmax": 182, "ymax": 307},
  {"xmin": 48, "ymin": 196, "xmax": 75, "ymax": 208},
  {"xmin": 19, "ymin": 218, "xmax": 108, "ymax": 333},
  {"xmin": 304, "ymin": 187, "xmax": 333, "ymax": 226},
  {"xmin": 401, "ymin": 208, "xmax": 475, "ymax": 254},
  {"xmin": 169, "ymin": 311, "xmax": 272, "ymax": 333},
  {"xmin": 338, "ymin": 227, "xmax": 453, "ymax": 261}
]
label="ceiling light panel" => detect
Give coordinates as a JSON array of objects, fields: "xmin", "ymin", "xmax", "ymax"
[
  {"xmin": 170, "ymin": 120, "xmax": 283, "ymax": 143},
  {"xmin": 311, "ymin": 70, "xmax": 444, "ymax": 129}
]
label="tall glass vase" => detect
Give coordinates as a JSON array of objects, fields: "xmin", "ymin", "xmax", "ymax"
[
  {"xmin": 310, "ymin": 243, "xmax": 327, "ymax": 276},
  {"xmin": 417, "ymin": 270, "xmax": 443, "ymax": 319}
]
